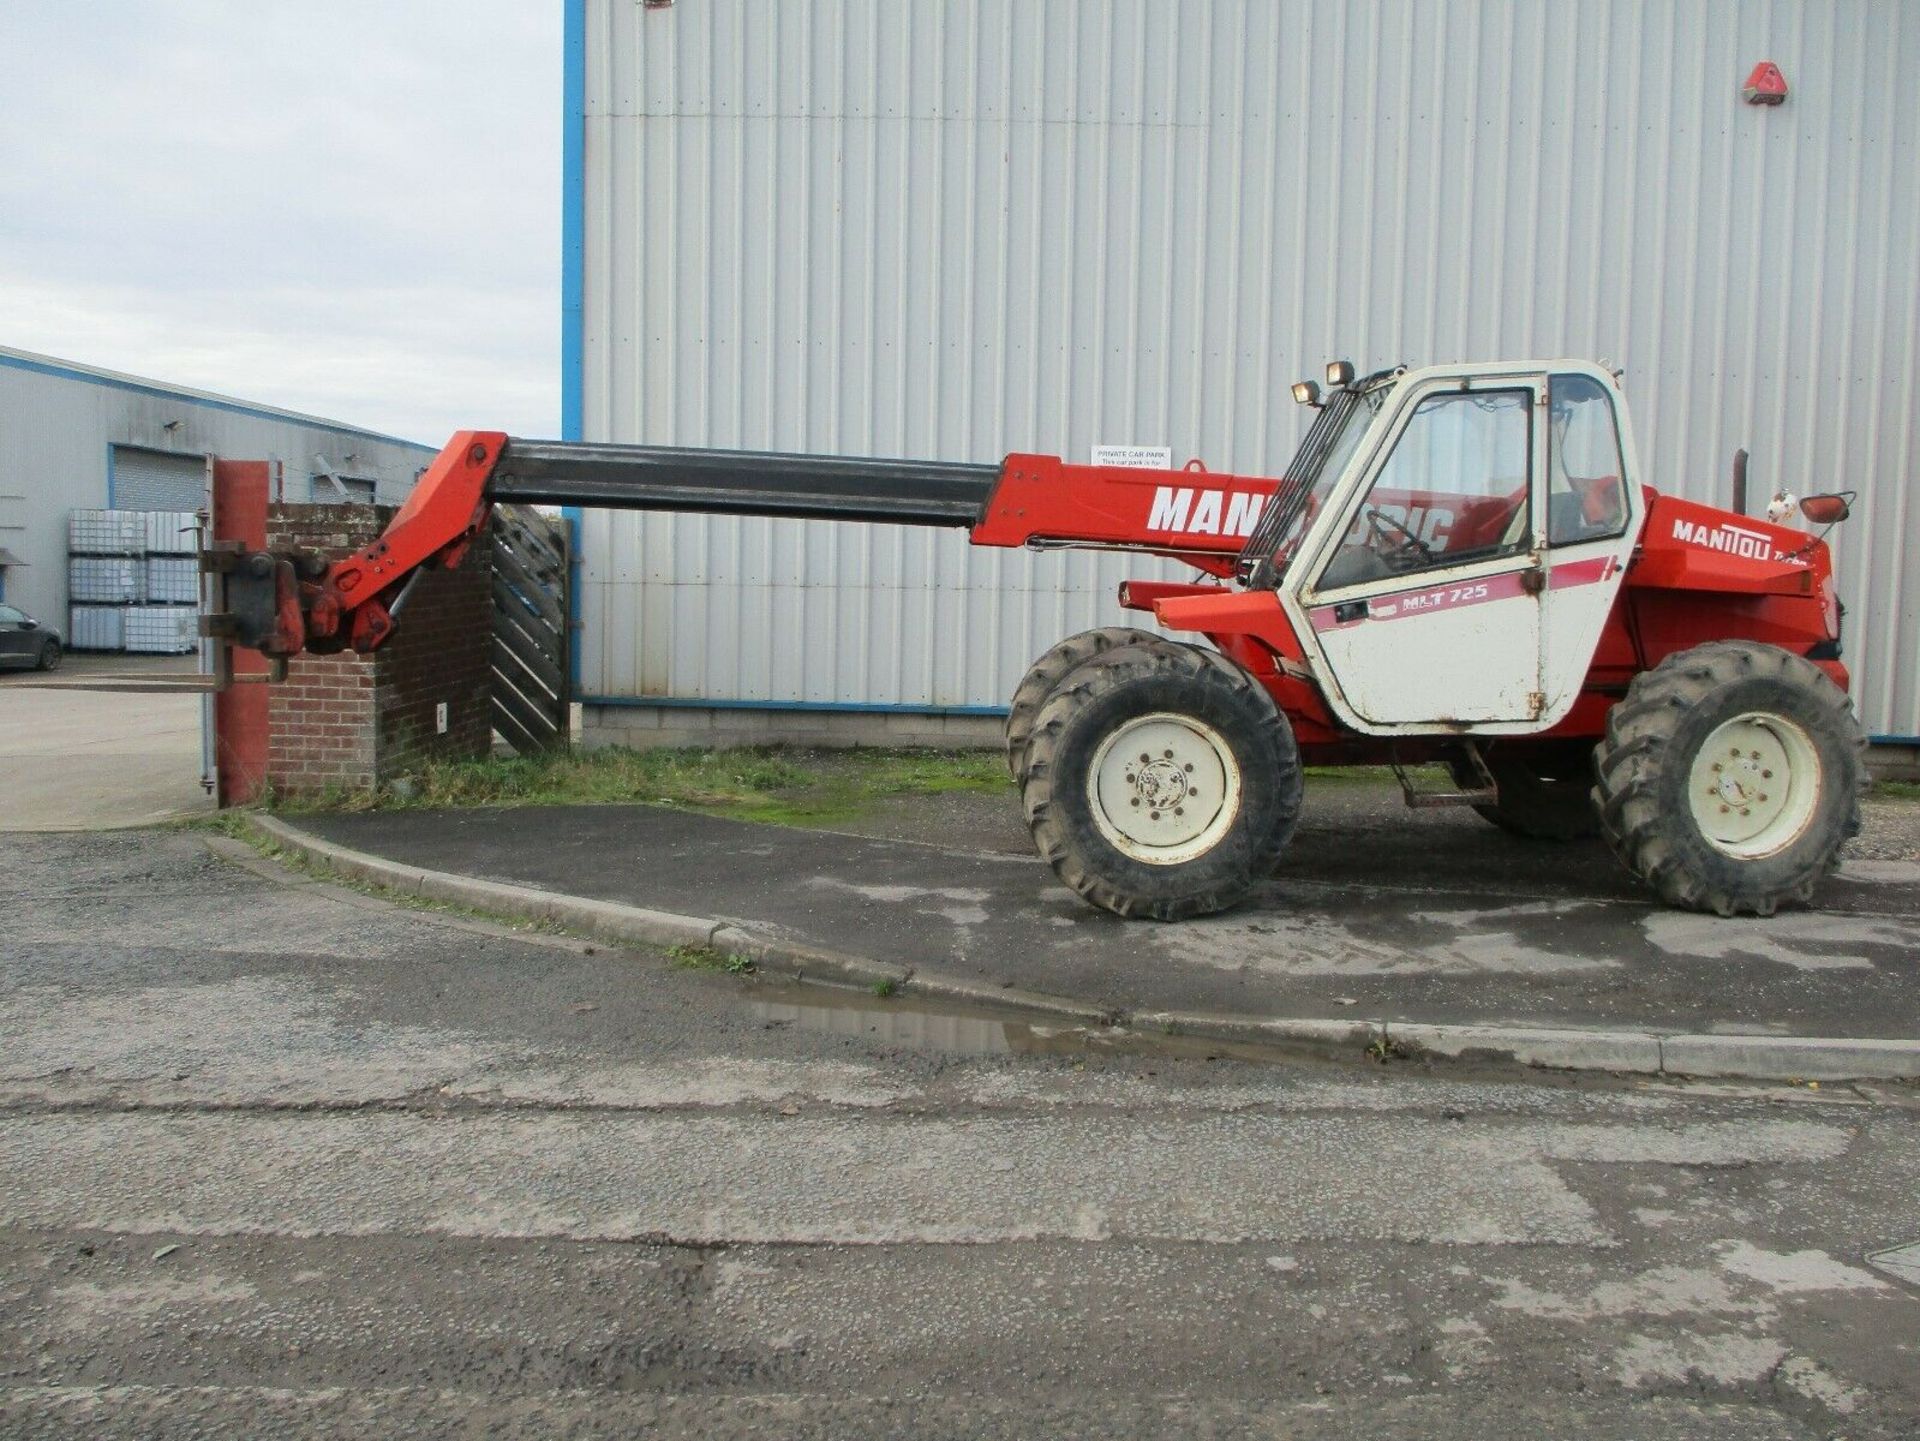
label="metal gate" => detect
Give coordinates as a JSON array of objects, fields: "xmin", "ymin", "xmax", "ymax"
[{"xmin": 489, "ymin": 504, "xmax": 571, "ymax": 754}]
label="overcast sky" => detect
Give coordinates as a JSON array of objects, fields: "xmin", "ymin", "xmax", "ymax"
[{"xmin": 0, "ymin": 1, "xmax": 560, "ymax": 443}]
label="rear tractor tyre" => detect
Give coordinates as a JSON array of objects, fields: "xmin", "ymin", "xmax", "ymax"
[
  {"xmin": 1021, "ymin": 643, "xmax": 1302, "ymax": 920},
  {"xmin": 1591, "ymin": 641, "xmax": 1864, "ymax": 917},
  {"xmin": 1005, "ymin": 626, "xmax": 1161, "ymax": 780},
  {"xmin": 1450, "ymin": 741, "xmax": 1600, "ymax": 841}
]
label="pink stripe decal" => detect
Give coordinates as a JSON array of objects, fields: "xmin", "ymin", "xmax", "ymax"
[
  {"xmin": 1548, "ymin": 556, "xmax": 1614, "ymax": 590},
  {"xmin": 1310, "ymin": 556, "xmax": 1615, "ymax": 633}
]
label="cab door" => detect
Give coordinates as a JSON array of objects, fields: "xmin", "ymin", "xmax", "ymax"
[{"xmin": 1296, "ymin": 375, "xmax": 1548, "ymax": 728}]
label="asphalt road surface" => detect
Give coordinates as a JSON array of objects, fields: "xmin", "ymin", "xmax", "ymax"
[
  {"xmin": 3, "ymin": 830, "xmax": 1917, "ymax": 1439},
  {"xmin": 303, "ymin": 795, "xmax": 1920, "ymax": 1038},
  {"xmin": 0, "ymin": 656, "xmax": 209, "ymax": 831}
]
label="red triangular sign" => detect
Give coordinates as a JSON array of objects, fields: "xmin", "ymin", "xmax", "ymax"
[{"xmin": 1743, "ymin": 61, "xmax": 1788, "ymax": 105}]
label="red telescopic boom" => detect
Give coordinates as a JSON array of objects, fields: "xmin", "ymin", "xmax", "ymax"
[{"xmin": 206, "ymin": 432, "xmax": 1283, "ymax": 663}]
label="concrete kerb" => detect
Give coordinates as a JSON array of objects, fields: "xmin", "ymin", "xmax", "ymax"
[
  {"xmin": 1387, "ymin": 1023, "xmax": 1665, "ymax": 1076},
  {"xmin": 244, "ymin": 814, "xmax": 1920, "ymax": 1085},
  {"xmin": 247, "ymin": 814, "xmax": 898, "ymax": 991}
]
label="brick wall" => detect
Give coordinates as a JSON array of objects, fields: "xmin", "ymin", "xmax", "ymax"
[{"xmin": 264, "ymin": 504, "xmax": 492, "ymax": 796}]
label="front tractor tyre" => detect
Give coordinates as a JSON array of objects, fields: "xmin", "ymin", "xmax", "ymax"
[
  {"xmin": 1004, "ymin": 626, "xmax": 1162, "ymax": 780},
  {"xmin": 1591, "ymin": 641, "xmax": 1864, "ymax": 917},
  {"xmin": 1021, "ymin": 643, "xmax": 1303, "ymax": 920}
]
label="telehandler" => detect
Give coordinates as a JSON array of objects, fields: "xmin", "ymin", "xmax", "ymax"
[{"xmin": 207, "ymin": 359, "xmax": 1864, "ymax": 921}]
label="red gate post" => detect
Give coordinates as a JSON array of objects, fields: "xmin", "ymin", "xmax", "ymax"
[{"xmin": 210, "ymin": 459, "xmax": 272, "ymax": 807}]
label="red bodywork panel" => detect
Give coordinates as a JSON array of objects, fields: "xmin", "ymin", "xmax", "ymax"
[
  {"xmin": 1616, "ymin": 491, "xmax": 1845, "ymax": 690},
  {"xmin": 296, "ymin": 431, "xmax": 504, "ymax": 654},
  {"xmin": 971, "ymin": 454, "xmax": 1277, "ymax": 577},
  {"xmin": 275, "ymin": 432, "xmax": 1846, "ymax": 756},
  {"xmin": 1533, "ymin": 493, "xmax": 1845, "ymax": 738},
  {"xmin": 1115, "ymin": 487, "xmax": 1845, "ymax": 747},
  {"xmin": 1145, "ymin": 588, "xmax": 1349, "ymax": 749}
]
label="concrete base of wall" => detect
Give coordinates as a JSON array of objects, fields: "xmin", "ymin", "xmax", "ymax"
[
  {"xmin": 1867, "ymin": 742, "xmax": 1920, "ymax": 784},
  {"xmin": 583, "ymin": 705, "xmax": 1920, "ymax": 781},
  {"xmin": 583, "ymin": 705, "xmax": 1004, "ymax": 752}
]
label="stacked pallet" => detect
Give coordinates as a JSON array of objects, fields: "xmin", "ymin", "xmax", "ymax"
[{"xmin": 67, "ymin": 508, "xmax": 200, "ymax": 653}]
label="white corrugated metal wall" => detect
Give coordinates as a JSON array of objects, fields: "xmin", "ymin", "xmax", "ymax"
[
  {"xmin": 576, "ymin": 0, "xmax": 1920, "ymax": 739},
  {"xmin": 0, "ymin": 348, "xmax": 436, "ymax": 629}
]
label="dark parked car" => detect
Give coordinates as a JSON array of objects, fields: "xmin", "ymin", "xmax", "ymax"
[{"xmin": 0, "ymin": 603, "xmax": 62, "ymax": 671}]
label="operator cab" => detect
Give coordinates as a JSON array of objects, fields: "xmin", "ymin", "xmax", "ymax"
[{"xmin": 1244, "ymin": 360, "xmax": 1645, "ymax": 735}]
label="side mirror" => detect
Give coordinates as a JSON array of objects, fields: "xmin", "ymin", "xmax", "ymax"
[
  {"xmin": 20, "ymin": 617, "xmax": 37, "ymax": 630},
  {"xmin": 1799, "ymin": 493, "xmax": 1852, "ymax": 525}
]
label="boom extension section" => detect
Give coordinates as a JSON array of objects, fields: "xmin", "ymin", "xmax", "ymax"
[
  {"xmin": 490, "ymin": 439, "xmax": 999, "ymax": 523},
  {"xmin": 206, "ymin": 431, "xmax": 1276, "ymax": 660}
]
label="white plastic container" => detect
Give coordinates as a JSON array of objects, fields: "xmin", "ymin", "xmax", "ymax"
[
  {"xmin": 69, "ymin": 556, "xmax": 143, "ymax": 604},
  {"xmin": 144, "ymin": 556, "xmax": 199, "ymax": 605},
  {"xmin": 68, "ymin": 606, "xmax": 127, "ymax": 652},
  {"xmin": 123, "ymin": 606, "xmax": 199, "ymax": 655},
  {"xmin": 68, "ymin": 509, "xmax": 143, "ymax": 556},
  {"xmin": 144, "ymin": 511, "xmax": 200, "ymax": 555}
]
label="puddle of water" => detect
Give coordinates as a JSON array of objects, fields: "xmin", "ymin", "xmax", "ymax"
[
  {"xmin": 752, "ymin": 990, "xmax": 1019, "ymax": 1056},
  {"xmin": 748, "ymin": 981, "xmax": 1315, "ymax": 1066}
]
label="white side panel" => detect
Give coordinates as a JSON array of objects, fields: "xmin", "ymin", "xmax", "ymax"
[
  {"xmin": 581, "ymin": 0, "xmax": 1920, "ymax": 736},
  {"xmin": 1315, "ymin": 583, "xmax": 1544, "ymax": 727}
]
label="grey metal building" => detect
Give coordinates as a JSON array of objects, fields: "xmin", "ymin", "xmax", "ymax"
[
  {"xmin": 0, "ymin": 347, "xmax": 434, "ymax": 631},
  {"xmin": 569, "ymin": 0, "xmax": 1920, "ymax": 752}
]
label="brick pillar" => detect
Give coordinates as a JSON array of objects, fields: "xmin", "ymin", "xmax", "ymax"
[{"xmin": 264, "ymin": 504, "xmax": 492, "ymax": 797}]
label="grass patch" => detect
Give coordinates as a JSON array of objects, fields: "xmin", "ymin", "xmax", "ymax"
[
  {"xmin": 666, "ymin": 943, "xmax": 756, "ymax": 975},
  {"xmin": 253, "ymin": 745, "xmax": 1011, "ymax": 827},
  {"xmin": 1871, "ymin": 779, "xmax": 1920, "ymax": 802},
  {"xmin": 185, "ymin": 809, "xmax": 258, "ymax": 840}
]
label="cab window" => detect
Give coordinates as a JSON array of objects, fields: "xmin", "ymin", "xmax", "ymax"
[
  {"xmin": 1547, "ymin": 374, "xmax": 1628, "ymax": 545},
  {"xmin": 1318, "ymin": 388, "xmax": 1532, "ymax": 590}
]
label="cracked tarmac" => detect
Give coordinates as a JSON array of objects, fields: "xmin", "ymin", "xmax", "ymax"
[
  {"xmin": 299, "ymin": 784, "xmax": 1920, "ymax": 1038},
  {"xmin": 2, "ymin": 829, "xmax": 1917, "ymax": 1439}
]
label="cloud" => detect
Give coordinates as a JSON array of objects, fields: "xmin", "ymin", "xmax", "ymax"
[{"xmin": 0, "ymin": 0, "xmax": 560, "ymax": 441}]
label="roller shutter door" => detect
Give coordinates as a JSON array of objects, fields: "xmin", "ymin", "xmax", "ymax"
[{"xmin": 111, "ymin": 447, "xmax": 205, "ymax": 511}]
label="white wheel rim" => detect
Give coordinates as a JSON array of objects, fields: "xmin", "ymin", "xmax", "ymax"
[
  {"xmin": 1686, "ymin": 712, "xmax": 1822, "ymax": 859},
  {"xmin": 1087, "ymin": 712, "xmax": 1242, "ymax": 865}
]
